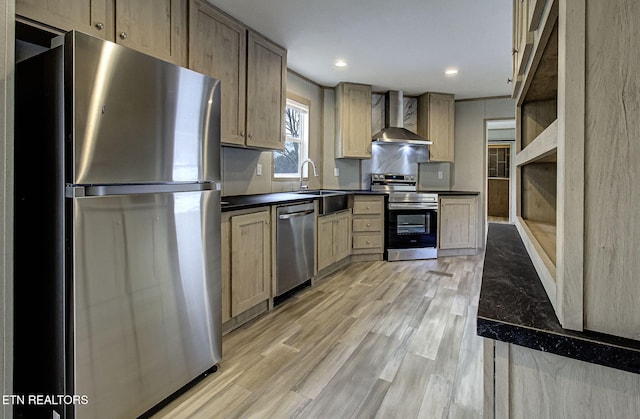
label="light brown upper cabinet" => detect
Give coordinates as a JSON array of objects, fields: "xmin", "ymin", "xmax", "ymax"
[
  {"xmin": 17, "ymin": 0, "xmax": 187, "ymax": 66},
  {"xmin": 245, "ymin": 31, "xmax": 286, "ymax": 150},
  {"xmin": 113, "ymin": 0, "xmax": 186, "ymax": 66},
  {"xmin": 189, "ymin": 1, "xmax": 246, "ymax": 146},
  {"xmin": 188, "ymin": 1, "xmax": 286, "ymax": 150},
  {"xmin": 335, "ymin": 82, "xmax": 372, "ymax": 159},
  {"xmin": 418, "ymin": 92, "xmax": 455, "ymax": 162},
  {"xmin": 16, "ymin": 0, "xmax": 110, "ymax": 38}
]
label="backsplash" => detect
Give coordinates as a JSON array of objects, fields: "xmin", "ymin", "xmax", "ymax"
[
  {"xmin": 361, "ymin": 143, "xmax": 429, "ymax": 188},
  {"xmin": 363, "ymin": 94, "xmax": 423, "ymax": 188}
]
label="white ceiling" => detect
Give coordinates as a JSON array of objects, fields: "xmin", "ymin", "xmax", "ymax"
[{"xmin": 205, "ymin": 0, "xmax": 513, "ymax": 99}]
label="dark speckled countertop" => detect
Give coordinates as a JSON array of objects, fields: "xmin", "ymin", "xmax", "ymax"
[
  {"xmin": 220, "ymin": 189, "xmax": 478, "ymax": 212},
  {"xmin": 221, "ymin": 190, "xmax": 386, "ymax": 212},
  {"xmin": 421, "ymin": 190, "xmax": 480, "ymax": 195},
  {"xmin": 477, "ymin": 223, "xmax": 640, "ymax": 375}
]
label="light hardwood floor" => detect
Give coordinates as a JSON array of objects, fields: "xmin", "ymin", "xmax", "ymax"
[{"xmin": 154, "ymin": 254, "xmax": 485, "ymax": 419}]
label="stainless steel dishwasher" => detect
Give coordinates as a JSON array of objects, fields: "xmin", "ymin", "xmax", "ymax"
[{"xmin": 276, "ymin": 201, "xmax": 315, "ymax": 300}]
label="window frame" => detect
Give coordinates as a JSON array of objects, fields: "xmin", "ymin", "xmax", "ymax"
[{"xmin": 273, "ymin": 94, "xmax": 310, "ymax": 179}]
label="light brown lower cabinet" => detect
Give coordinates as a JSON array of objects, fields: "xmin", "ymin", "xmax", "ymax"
[
  {"xmin": 221, "ymin": 208, "xmax": 271, "ymax": 325},
  {"xmin": 317, "ymin": 210, "xmax": 351, "ymax": 272},
  {"xmin": 438, "ymin": 196, "xmax": 478, "ymax": 250},
  {"xmin": 484, "ymin": 340, "xmax": 640, "ymax": 419},
  {"xmin": 351, "ymin": 195, "xmax": 385, "ymax": 258}
]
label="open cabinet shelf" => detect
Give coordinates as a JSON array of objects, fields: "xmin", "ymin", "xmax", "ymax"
[
  {"xmin": 519, "ymin": 158, "xmax": 557, "ymax": 291},
  {"xmin": 515, "ymin": 215, "xmax": 557, "ymax": 308},
  {"xmin": 514, "ymin": 0, "xmax": 561, "ymax": 318},
  {"xmin": 516, "ymin": 118, "xmax": 557, "ymax": 166},
  {"xmin": 522, "ymin": 219, "xmax": 556, "ymax": 266}
]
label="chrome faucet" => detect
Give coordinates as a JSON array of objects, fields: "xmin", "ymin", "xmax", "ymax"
[{"xmin": 299, "ymin": 159, "xmax": 319, "ymax": 190}]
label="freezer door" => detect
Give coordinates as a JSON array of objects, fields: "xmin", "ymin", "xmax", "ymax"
[
  {"xmin": 72, "ymin": 190, "xmax": 221, "ymax": 418},
  {"xmin": 66, "ymin": 31, "xmax": 221, "ymax": 185}
]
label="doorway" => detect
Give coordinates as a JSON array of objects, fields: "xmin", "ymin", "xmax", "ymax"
[{"xmin": 485, "ymin": 119, "xmax": 515, "ymax": 224}]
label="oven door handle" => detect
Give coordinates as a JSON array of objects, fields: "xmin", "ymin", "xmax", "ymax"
[{"xmin": 388, "ymin": 203, "xmax": 437, "ymax": 210}]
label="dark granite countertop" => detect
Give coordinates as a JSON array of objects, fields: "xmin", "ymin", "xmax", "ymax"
[
  {"xmin": 429, "ymin": 190, "xmax": 480, "ymax": 195},
  {"xmin": 477, "ymin": 223, "xmax": 640, "ymax": 375},
  {"xmin": 221, "ymin": 190, "xmax": 386, "ymax": 212}
]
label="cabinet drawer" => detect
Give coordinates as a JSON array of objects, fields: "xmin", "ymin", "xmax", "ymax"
[
  {"xmin": 353, "ymin": 234, "xmax": 383, "ymax": 249},
  {"xmin": 353, "ymin": 200, "xmax": 383, "ymax": 215},
  {"xmin": 353, "ymin": 218, "xmax": 382, "ymax": 232}
]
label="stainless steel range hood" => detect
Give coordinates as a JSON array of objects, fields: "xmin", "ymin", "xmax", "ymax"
[{"xmin": 372, "ymin": 90, "xmax": 432, "ymax": 145}]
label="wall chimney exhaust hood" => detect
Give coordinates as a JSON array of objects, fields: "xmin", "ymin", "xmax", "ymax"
[{"xmin": 372, "ymin": 90, "xmax": 432, "ymax": 145}]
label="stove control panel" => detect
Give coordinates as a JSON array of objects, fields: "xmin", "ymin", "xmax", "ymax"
[
  {"xmin": 370, "ymin": 173, "xmax": 417, "ymax": 192},
  {"xmin": 371, "ymin": 173, "xmax": 416, "ymax": 183}
]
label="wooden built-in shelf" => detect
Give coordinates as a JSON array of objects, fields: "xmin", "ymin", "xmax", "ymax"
[
  {"xmin": 523, "ymin": 219, "xmax": 556, "ymax": 266},
  {"xmin": 515, "ymin": 216, "xmax": 557, "ymax": 310},
  {"xmin": 516, "ymin": 119, "xmax": 557, "ymax": 166}
]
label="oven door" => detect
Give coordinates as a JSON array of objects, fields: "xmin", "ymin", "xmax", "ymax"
[{"xmin": 387, "ymin": 204, "xmax": 437, "ymax": 250}]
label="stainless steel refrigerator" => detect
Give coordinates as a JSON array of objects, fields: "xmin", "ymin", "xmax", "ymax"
[{"xmin": 14, "ymin": 31, "xmax": 222, "ymax": 419}]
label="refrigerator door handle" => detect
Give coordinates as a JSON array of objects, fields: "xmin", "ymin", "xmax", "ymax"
[{"xmin": 66, "ymin": 181, "xmax": 220, "ymax": 197}]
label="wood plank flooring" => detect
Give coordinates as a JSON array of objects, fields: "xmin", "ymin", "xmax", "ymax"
[{"xmin": 153, "ymin": 254, "xmax": 485, "ymax": 419}]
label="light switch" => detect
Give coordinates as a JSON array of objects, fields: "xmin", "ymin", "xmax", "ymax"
[
  {"xmin": 256, "ymin": 164, "xmax": 263, "ymax": 176},
  {"xmin": 437, "ymin": 171, "xmax": 443, "ymax": 179},
  {"xmin": 334, "ymin": 167, "xmax": 340, "ymax": 177}
]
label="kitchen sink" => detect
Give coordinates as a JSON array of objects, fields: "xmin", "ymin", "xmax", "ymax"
[{"xmin": 295, "ymin": 190, "xmax": 351, "ymax": 215}]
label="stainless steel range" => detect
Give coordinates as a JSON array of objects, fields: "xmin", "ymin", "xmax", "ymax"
[{"xmin": 371, "ymin": 173, "xmax": 438, "ymax": 261}]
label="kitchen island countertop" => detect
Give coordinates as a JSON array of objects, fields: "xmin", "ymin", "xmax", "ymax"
[{"xmin": 477, "ymin": 223, "xmax": 640, "ymax": 375}]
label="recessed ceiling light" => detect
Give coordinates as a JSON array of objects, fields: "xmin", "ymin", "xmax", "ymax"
[
  {"xmin": 445, "ymin": 68, "xmax": 459, "ymax": 76},
  {"xmin": 334, "ymin": 59, "xmax": 348, "ymax": 68}
]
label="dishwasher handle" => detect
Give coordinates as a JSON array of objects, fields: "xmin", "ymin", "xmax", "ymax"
[{"xmin": 278, "ymin": 209, "xmax": 315, "ymax": 220}]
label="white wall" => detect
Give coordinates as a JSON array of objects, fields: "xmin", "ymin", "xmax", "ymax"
[
  {"xmin": 1, "ymin": 0, "xmax": 14, "ymax": 418},
  {"xmin": 454, "ymin": 97, "xmax": 515, "ymax": 247}
]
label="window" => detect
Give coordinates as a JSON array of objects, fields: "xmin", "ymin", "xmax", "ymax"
[
  {"xmin": 274, "ymin": 97, "xmax": 309, "ymax": 178},
  {"xmin": 488, "ymin": 145, "xmax": 510, "ymax": 178}
]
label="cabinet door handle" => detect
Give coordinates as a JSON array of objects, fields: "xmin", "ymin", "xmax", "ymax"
[
  {"xmin": 95, "ymin": 22, "xmax": 104, "ymax": 30},
  {"xmin": 239, "ymin": 131, "xmax": 245, "ymax": 137},
  {"xmin": 366, "ymin": 223, "xmax": 371, "ymax": 227},
  {"xmin": 119, "ymin": 32, "xmax": 128, "ymax": 40},
  {"xmin": 248, "ymin": 133, "xmax": 253, "ymax": 139}
]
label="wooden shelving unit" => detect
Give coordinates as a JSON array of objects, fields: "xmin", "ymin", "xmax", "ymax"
[
  {"xmin": 516, "ymin": 116, "xmax": 558, "ymax": 299},
  {"xmin": 486, "ymin": 0, "xmax": 640, "ymax": 415},
  {"xmin": 514, "ymin": 0, "xmax": 562, "ymax": 316},
  {"xmin": 515, "ymin": 119, "xmax": 557, "ymax": 166}
]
